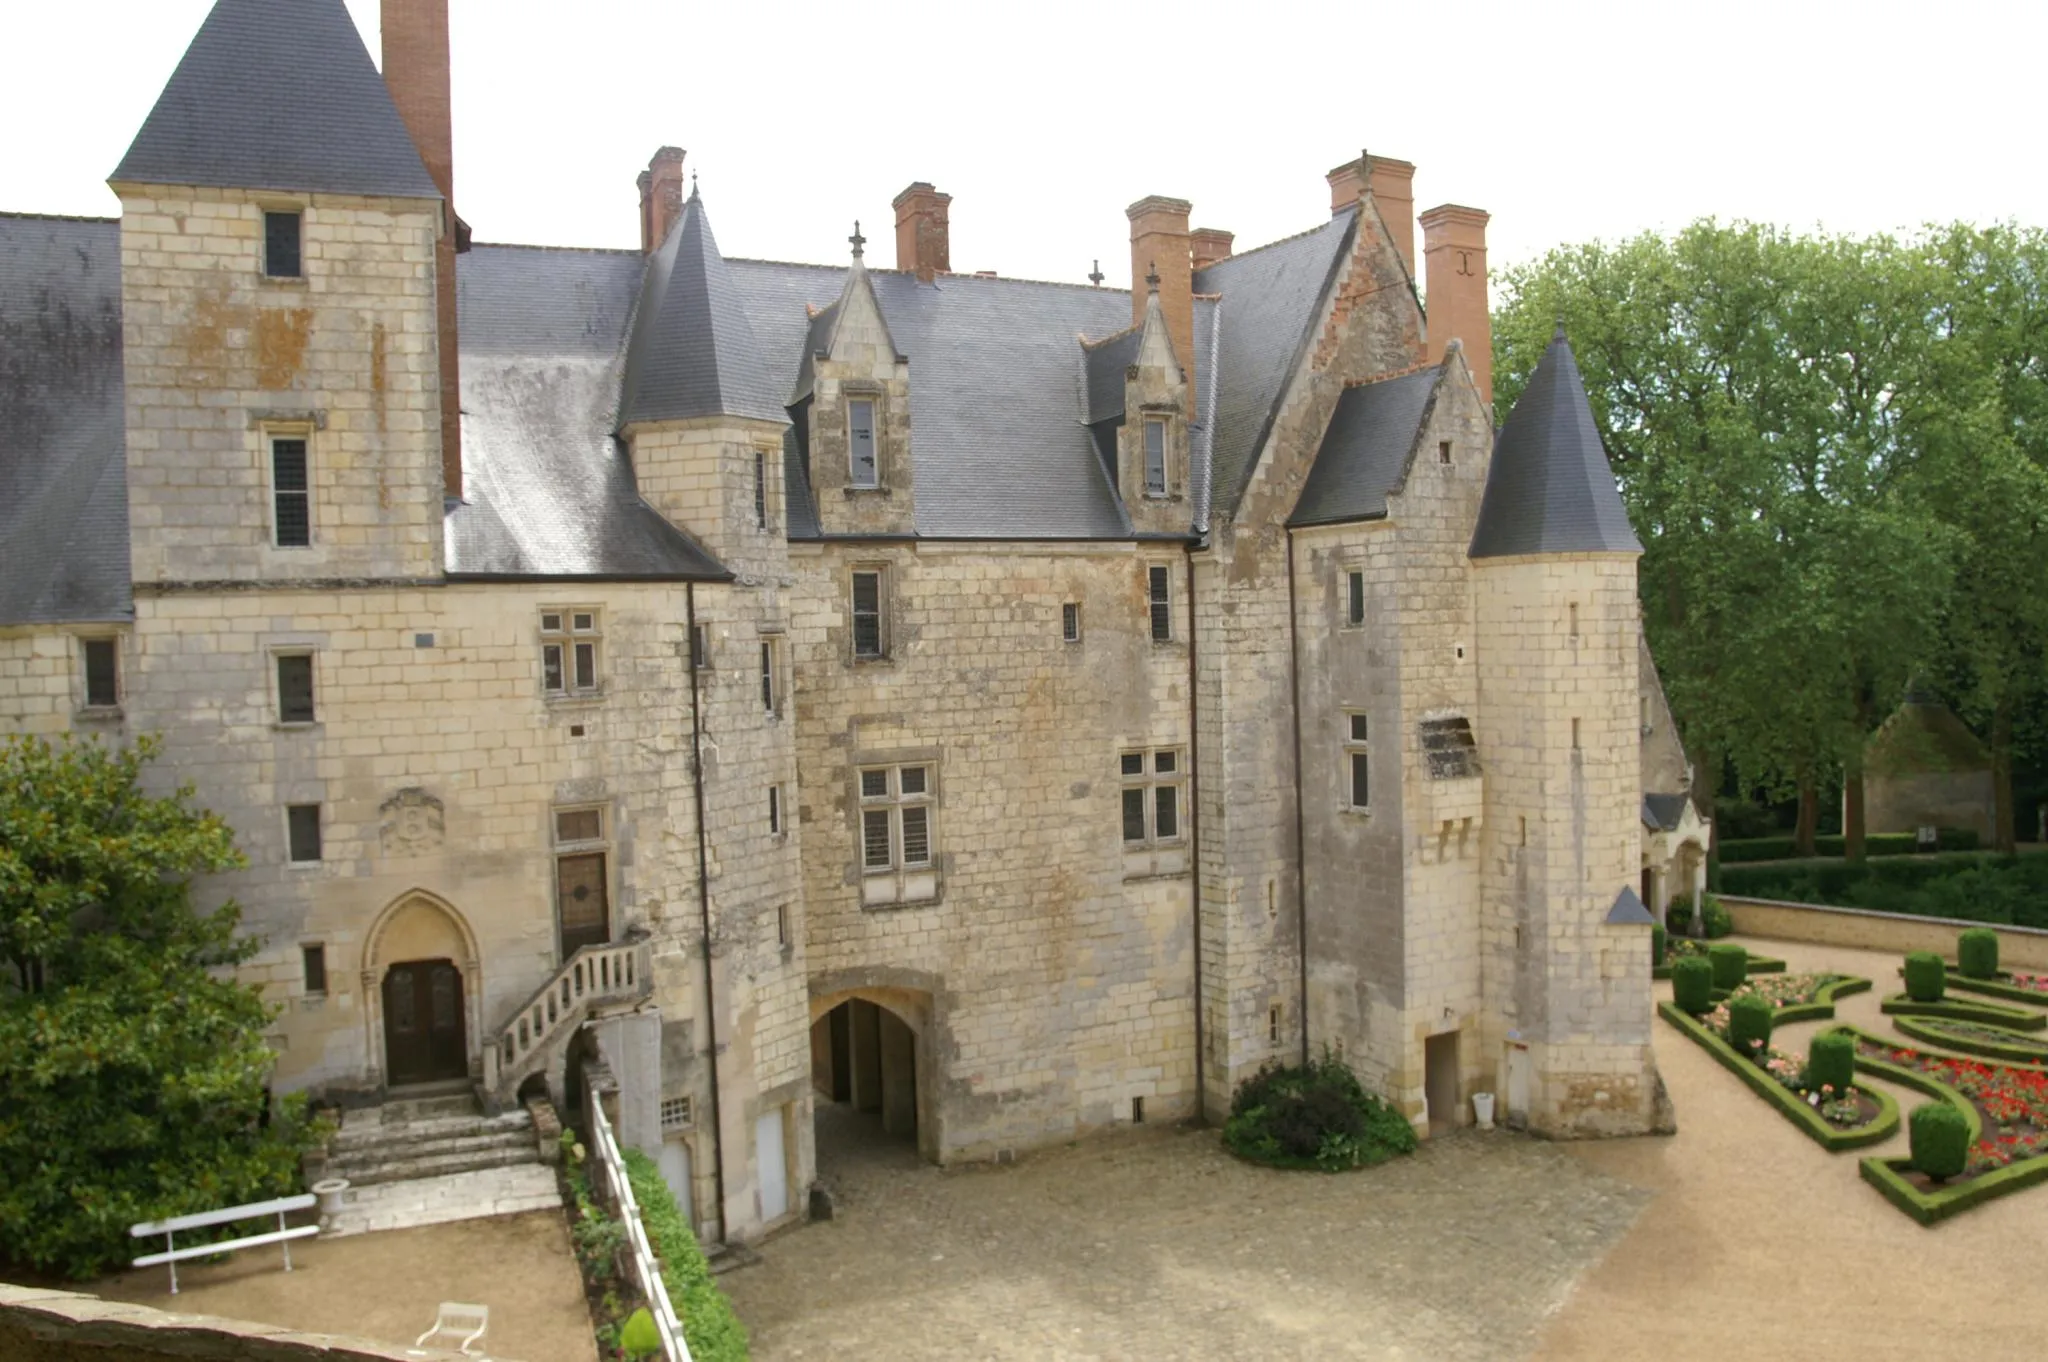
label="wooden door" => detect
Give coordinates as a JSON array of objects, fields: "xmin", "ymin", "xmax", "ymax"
[
  {"xmin": 383, "ymin": 959, "xmax": 468, "ymax": 1086},
  {"xmin": 556, "ymin": 852, "xmax": 610, "ymax": 957}
]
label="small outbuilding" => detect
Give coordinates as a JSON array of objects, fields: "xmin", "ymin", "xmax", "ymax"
[{"xmin": 1861, "ymin": 698, "xmax": 1994, "ymax": 842}]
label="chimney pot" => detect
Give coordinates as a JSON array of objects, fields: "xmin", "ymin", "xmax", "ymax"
[
  {"xmin": 1328, "ymin": 152, "xmax": 1417, "ymax": 276},
  {"xmin": 892, "ymin": 182, "xmax": 952, "ymax": 283},
  {"xmin": 639, "ymin": 146, "xmax": 687, "ymax": 255},
  {"xmin": 1191, "ymin": 227, "xmax": 1234, "ymax": 272},
  {"xmin": 1420, "ymin": 203, "xmax": 1492, "ymax": 403},
  {"xmin": 1127, "ymin": 197, "xmax": 1196, "ymax": 411}
]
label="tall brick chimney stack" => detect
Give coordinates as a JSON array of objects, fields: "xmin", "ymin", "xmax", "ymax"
[
  {"xmin": 1420, "ymin": 204, "xmax": 1492, "ymax": 403},
  {"xmin": 1191, "ymin": 227, "xmax": 1234, "ymax": 272},
  {"xmin": 892, "ymin": 183, "xmax": 952, "ymax": 283},
  {"xmin": 1326, "ymin": 152, "xmax": 1417, "ymax": 278},
  {"xmin": 381, "ymin": 0, "xmax": 462, "ymax": 497},
  {"xmin": 638, "ymin": 147, "xmax": 687, "ymax": 254},
  {"xmin": 1127, "ymin": 196, "xmax": 1194, "ymax": 409}
]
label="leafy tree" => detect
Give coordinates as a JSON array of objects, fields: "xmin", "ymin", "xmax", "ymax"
[{"xmin": 0, "ymin": 734, "xmax": 321, "ymax": 1277}]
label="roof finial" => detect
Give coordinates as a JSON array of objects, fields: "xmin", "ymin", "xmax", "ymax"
[
  {"xmin": 1553, "ymin": 315, "xmax": 1567, "ymax": 343},
  {"xmin": 1145, "ymin": 260, "xmax": 1160, "ymax": 293},
  {"xmin": 690, "ymin": 168, "xmax": 700, "ymax": 199},
  {"xmin": 849, "ymin": 220, "xmax": 866, "ymax": 259},
  {"xmin": 1088, "ymin": 259, "xmax": 1104, "ymax": 287}
]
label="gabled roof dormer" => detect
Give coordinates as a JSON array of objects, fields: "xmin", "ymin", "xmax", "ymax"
[
  {"xmin": 1113, "ymin": 271, "xmax": 1192, "ymax": 535},
  {"xmin": 804, "ymin": 223, "xmax": 915, "ymax": 537},
  {"xmin": 111, "ymin": 0, "xmax": 439, "ymax": 201}
]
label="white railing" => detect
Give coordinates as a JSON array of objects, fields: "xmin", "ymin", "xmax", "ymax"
[
  {"xmin": 589, "ymin": 1098, "xmax": 691, "ymax": 1362},
  {"xmin": 484, "ymin": 938, "xmax": 650, "ymax": 1099},
  {"xmin": 130, "ymin": 1193, "xmax": 320, "ymax": 1294}
]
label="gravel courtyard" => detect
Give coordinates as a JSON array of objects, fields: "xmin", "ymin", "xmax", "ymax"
[{"xmin": 728, "ymin": 936, "xmax": 2048, "ymax": 1361}]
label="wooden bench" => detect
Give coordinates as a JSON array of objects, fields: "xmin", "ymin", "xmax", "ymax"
[{"xmin": 130, "ymin": 1193, "xmax": 320, "ymax": 1294}]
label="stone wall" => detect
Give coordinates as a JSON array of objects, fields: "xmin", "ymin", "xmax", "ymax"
[
  {"xmin": 790, "ymin": 540, "xmax": 1198, "ymax": 1157},
  {"xmin": 0, "ymin": 1284, "xmax": 469, "ymax": 1362},
  {"xmin": 114, "ymin": 185, "xmax": 444, "ymax": 585},
  {"xmin": 1721, "ymin": 895, "xmax": 2048, "ymax": 970}
]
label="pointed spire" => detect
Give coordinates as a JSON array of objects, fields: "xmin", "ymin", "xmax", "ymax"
[
  {"xmin": 1469, "ymin": 329, "xmax": 1642, "ymax": 559},
  {"xmin": 849, "ymin": 220, "xmax": 867, "ymax": 260},
  {"xmin": 112, "ymin": 0, "xmax": 438, "ymax": 201},
  {"xmin": 691, "ymin": 169, "xmax": 700, "ymax": 200}
]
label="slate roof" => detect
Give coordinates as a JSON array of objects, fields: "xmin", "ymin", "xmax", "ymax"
[
  {"xmin": 1083, "ymin": 326, "xmax": 1141, "ymax": 425},
  {"xmin": 111, "ymin": 0, "xmax": 440, "ymax": 202},
  {"xmin": 1288, "ymin": 366, "xmax": 1442, "ymax": 527},
  {"xmin": 618, "ymin": 191, "xmax": 786, "ymax": 428},
  {"xmin": 1605, "ymin": 886, "xmax": 1655, "ymax": 926},
  {"xmin": 1642, "ymin": 792, "xmax": 1692, "ymax": 833},
  {"xmin": 1195, "ymin": 209, "xmax": 1356, "ymax": 520},
  {"xmin": 448, "ymin": 243, "xmax": 726, "ymax": 580},
  {"xmin": 725, "ymin": 260, "xmax": 1147, "ymax": 539},
  {"xmin": 0, "ymin": 214, "xmax": 130, "ymax": 625},
  {"xmin": 1469, "ymin": 328, "xmax": 1642, "ymax": 559}
]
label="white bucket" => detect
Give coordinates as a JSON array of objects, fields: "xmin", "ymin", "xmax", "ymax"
[{"xmin": 1472, "ymin": 1092, "xmax": 1496, "ymax": 1131}]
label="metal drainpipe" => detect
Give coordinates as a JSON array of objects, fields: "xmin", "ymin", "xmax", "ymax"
[
  {"xmin": 1285, "ymin": 528, "xmax": 1310, "ymax": 1067},
  {"xmin": 1183, "ymin": 543, "xmax": 1205, "ymax": 1122},
  {"xmin": 685, "ymin": 583, "xmax": 730, "ymax": 1239}
]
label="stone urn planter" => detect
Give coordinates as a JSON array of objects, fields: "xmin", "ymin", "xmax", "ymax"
[
  {"xmin": 311, "ymin": 1177, "xmax": 351, "ymax": 1225},
  {"xmin": 1472, "ymin": 1092, "xmax": 1496, "ymax": 1130}
]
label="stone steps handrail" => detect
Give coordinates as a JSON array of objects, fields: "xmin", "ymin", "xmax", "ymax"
[
  {"xmin": 590, "ymin": 1095, "xmax": 691, "ymax": 1361},
  {"xmin": 484, "ymin": 937, "xmax": 651, "ymax": 1099}
]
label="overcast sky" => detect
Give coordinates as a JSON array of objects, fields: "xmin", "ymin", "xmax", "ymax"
[{"xmin": 6, "ymin": 0, "xmax": 2044, "ymax": 290}]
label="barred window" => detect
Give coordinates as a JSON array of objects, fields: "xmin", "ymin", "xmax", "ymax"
[
  {"xmin": 859, "ymin": 764, "xmax": 932, "ymax": 871},
  {"xmin": 1148, "ymin": 565, "xmax": 1172, "ymax": 642},
  {"xmin": 848, "ymin": 399, "xmax": 879, "ymax": 488},
  {"xmin": 81, "ymin": 638, "xmax": 119, "ymax": 708},
  {"xmin": 276, "ymin": 653, "xmax": 316, "ymax": 724},
  {"xmin": 851, "ymin": 569, "xmax": 886, "ymax": 660},
  {"xmin": 1063, "ymin": 602, "xmax": 1081, "ymax": 643},
  {"xmin": 272, "ymin": 437, "xmax": 310, "ymax": 547},
  {"xmin": 264, "ymin": 210, "xmax": 302, "ymax": 279},
  {"xmin": 1143, "ymin": 419, "xmax": 1167, "ymax": 496}
]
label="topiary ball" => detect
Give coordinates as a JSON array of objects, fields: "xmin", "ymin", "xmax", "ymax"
[
  {"xmin": 1958, "ymin": 928, "xmax": 1999, "ymax": 980},
  {"xmin": 1727, "ymin": 993, "xmax": 1773, "ymax": 1059},
  {"xmin": 1671, "ymin": 956, "xmax": 1714, "ymax": 1014},
  {"xmin": 1708, "ymin": 942, "xmax": 1748, "ymax": 992},
  {"xmin": 619, "ymin": 1307, "xmax": 662, "ymax": 1359},
  {"xmin": 1807, "ymin": 1030, "xmax": 1855, "ymax": 1094},
  {"xmin": 1651, "ymin": 923, "xmax": 1668, "ymax": 969},
  {"xmin": 1909, "ymin": 1102, "xmax": 1969, "ymax": 1183},
  {"xmin": 1701, "ymin": 894, "xmax": 1734, "ymax": 939},
  {"xmin": 1904, "ymin": 951, "xmax": 1946, "ymax": 1003}
]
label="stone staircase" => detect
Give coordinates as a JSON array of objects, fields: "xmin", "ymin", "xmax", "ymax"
[
  {"xmin": 329, "ymin": 1093, "xmax": 542, "ymax": 1186},
  {"xmin": 480, "ymin": 933, "xmax": 652, "ymax": 1111}
]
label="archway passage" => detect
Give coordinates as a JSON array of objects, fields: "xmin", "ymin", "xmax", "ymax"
[
  {"xmin": 384, "ymin": 958, "xmax": 467, "ymax": 1086},
  {"xmin": 810, "ymin": 999, "xmax": 919, "ymax": 1168}
]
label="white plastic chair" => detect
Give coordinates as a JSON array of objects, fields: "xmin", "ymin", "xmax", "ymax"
[{"xmin": 415, "ymin": 1302, "xmax": 489, "ymax": 1356}]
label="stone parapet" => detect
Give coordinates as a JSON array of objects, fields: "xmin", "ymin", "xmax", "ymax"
[{"xmin": 0, "ymin": 1283, "xmax": 475, "ymax": 1361}]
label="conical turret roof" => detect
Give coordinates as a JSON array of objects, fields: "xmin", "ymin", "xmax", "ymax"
[
  {"xmin": 112, "ymin": 0, "xmax": 439, "ymax": 201},
  {"xmin": 1469, "ymin": 328, "xmax": 1640, "ymax": 558},
  {"xmin": 619, "ymin": 189, "xmax": 786, "ymax": 427}
]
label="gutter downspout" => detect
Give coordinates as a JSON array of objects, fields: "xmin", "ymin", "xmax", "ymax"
[
  {"xmin": 686, "ymin": 583, "xmax": 730, "ymax": 1238},
  {"xmin": 1286, "ymin": 528, "xmax": 1310, "ymax": 1067},
  {"xmin": 1184, "ymin": 544, "xmax": 1205, "ymax": 1122}
]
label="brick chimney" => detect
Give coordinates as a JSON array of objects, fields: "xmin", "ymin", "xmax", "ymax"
[
  {"xmin": 1191, "ymin": 227, "xmax": 1234, "ymax": 272},
  {"xmin": 381, "ymin": 0, "xmax": 462, "ymax": 497},
  {"xmin": 1327, "ymin": 153, "xmax": 1417, "ymax": 278},
  {"xmin": 1420, "ymin": 204, "xmax": 1492, "ymax": 403},
  {"xmin": 892, "ymin": 182, "xmax": 952, "ymax": 283},
  {"xmin": 1128, "ymin": 196, "xmax": 1194, "ymax": 407},
  {"xmin": 638, "ymin": 147, "xmax": 687, "ymax": 254}
]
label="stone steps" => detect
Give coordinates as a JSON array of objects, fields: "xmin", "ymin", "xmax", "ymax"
[
  {"xmin": 331, "ymin": 1139, "xmax": 544, "ymax": 1188},
  {"xmin": 324, "ymin": 1097, "xmax": 542, "ymax": 1189},
  {"xmin": 330, "ymin": 1109, "xmax": 533, "ymax": 1152}
]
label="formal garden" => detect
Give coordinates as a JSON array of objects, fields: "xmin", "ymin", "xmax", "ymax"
[{"xmin": 1659, "ymin": 924, "xmax": 2048, "ymax": 1224}]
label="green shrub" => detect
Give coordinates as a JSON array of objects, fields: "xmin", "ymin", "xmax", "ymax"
[
  {"xmin": 1223, "ymin": 1054, "xmax": 1417, "ymax": 1171},
  {"xmin": 1908, "ymin": 1102, "xmax": 1969, "ymax": 1182},
  {"xmin": 1958, "ymin": 928, "xmax": 2000, "ymax": 980},
  {"xmin": 1718, "ymin": 850, "xmax": 2044, "ymax": 927},
  {"xmin": 621, "ymin": 1147, "xmax": 751, "ymax": 1361},
  {"xmin": 1700, "ymin": 894, "xmax": 1733, "ymax": 939},
  {"xmin": 1727, "ymin": 994, "xmax": 1773, "ymax": 1058},
  {"xmin": 1671, "ymin": 956, "xmax": 1714, "ymax": 1014},
  {"xmin": 1651, "ymin": 923, "xmax": 1668, "ymax": 968},
  {"xmin": 620, "ymin": 1308, "xmax": 662, "ymax": 1359},
  {"xmin": 1708, "ymin": 942, "xmax": 1748, "ymax": 991},
  {"xmin": 1807, "ymin": 1031, "xmax": 1855, "ymax": 1094},
  {"xmin": 1903, "ymin": 951, "xmax": 1946, "ymax": 1003},
  {"xmin": 1665, "ymin": 896, "xmax": 1694, "ymax": 936},
  {"xmin": 1717, "ymin": 830, "xmax": 1980, "ymax": 863}
]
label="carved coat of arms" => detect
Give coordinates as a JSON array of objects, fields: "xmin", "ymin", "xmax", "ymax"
[{"xmin": 379, "ymin": 788, "xmax": 445, "ymax": 856}]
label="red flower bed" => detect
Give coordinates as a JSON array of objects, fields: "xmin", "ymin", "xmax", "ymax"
[
  {"xmin": 2006, "ymin": 973, "xmax": 2048, "ymax": 996},
  {"xmin": 1856, "ymin": 1040, "xmax": 2048, "ymax": 1176}
]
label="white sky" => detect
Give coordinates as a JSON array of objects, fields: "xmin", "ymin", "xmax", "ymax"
[{"xmin": 5, "ymin": 0, "xmax": 2044, "ymax": 289}]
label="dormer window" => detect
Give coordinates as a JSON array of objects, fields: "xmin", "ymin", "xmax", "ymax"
[
  {"xmin": 264, "ymin": 210, "xmax": 302, "ymax": 279},
  {"xmin": 1144, "ymin": 420, "xmax": 1167, "ymax": 497},
  {"xmin": 849, "ymin": 399, "xmax": 879, "ymax": 489}
]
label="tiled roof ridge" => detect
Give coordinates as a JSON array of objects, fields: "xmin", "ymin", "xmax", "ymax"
[
  {"xmin": 1080, "ymin": 322, "xmax": 1141, "ymax": 351},
  {"xmin": 470, "ymin": 239, "xmax": 640, "ymax": 257},
  {"xmin": 1203, "ymin": 206, "xmax": 1356, "ymax": 274},
  {"xmin": 729, "ymin": 254, "xmax": 1133, "ymax": 295},
  {"xmin": 0, "ymin": 210, "xmax": 119, "ymax": 225}
]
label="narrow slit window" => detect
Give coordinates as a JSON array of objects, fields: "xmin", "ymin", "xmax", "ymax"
[
  {"xmin": 848, "ymin": 399, "xmax": 878, "ymax": 488},
  {"xmin": 1062, "ymin": 602, "xmax": 1081, "ymax": 643},
  {"xmin": 1148, "ymin": 565, "xmax": 1172, "ymax": 642},
  {"xmin": 82, "ymin": 638, "xmax": 119, "ymax": 708},
  {"xmin": 754, "ymin": 449, "xmax": 768, "ymax": 529},
  {"xmin": 1439, "ymin": 440, "xmax": 1452, "ymax": 464},
  {"xmin": 851, "ymin": 570, "xmax": 885, "ymax": 659},
  {"xmin": 276, "ymin": 654, "xmax": 315, "ymax": 724},
  {"xmin": 776, "ymin": 904, "xmax": 789, "ymax": 947},
  {"xmin": 286, "ymin": 803, "xmax": 322, "ymax": 862},
  {"xmin": 1346, "ymin": 571, "xmax": 1364, "ymax": 626},
  {"xmin": 1143, "ymin": 419, "xmax": 1167, "ymax": 496},
  {"xmin": 1343, "ymin": 711, "xmax": 1370, "ymax": 810},
  {"xmin": 264, "ymin": 210, "xmax": 302, "ymax": 279},
  {"xmin": 690, "ymin": 623, "xmax": 709, "ymax": 670},
  {"xmin": 272, "ymin": 437, "xmax": 310, "ymax": 547},
  {"xmin": 302, "ymin": 943, "xmax": 327, "ymax": 994},
  {"xmin": 760, "ymin": 641, "xmax": 776, "ymax": 712},
  {"xmin": 768, "ymin": 785, "xmax": 781, "ymax": 835}
]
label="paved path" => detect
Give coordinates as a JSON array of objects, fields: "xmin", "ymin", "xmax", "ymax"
[
  {"xmin": 724, "ymin": 1104, "xmax": 1649, "ymax": 1360},
  {"xmin": 1537, "ymin": 935, "xmax": 2048, "ymax": 1361},
  {"xmin": 324, "ymin": 1163, "xmax": 561, "ymax": 1237}
]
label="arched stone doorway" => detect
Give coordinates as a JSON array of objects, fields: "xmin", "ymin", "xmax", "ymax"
[
  {"xmin": 808, "ymin": 982, "xmax": 936, "ymax": 1166},
  {"xmin": 362, "ymin": 890, "xmax": 483, "ymax": 1091}
]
